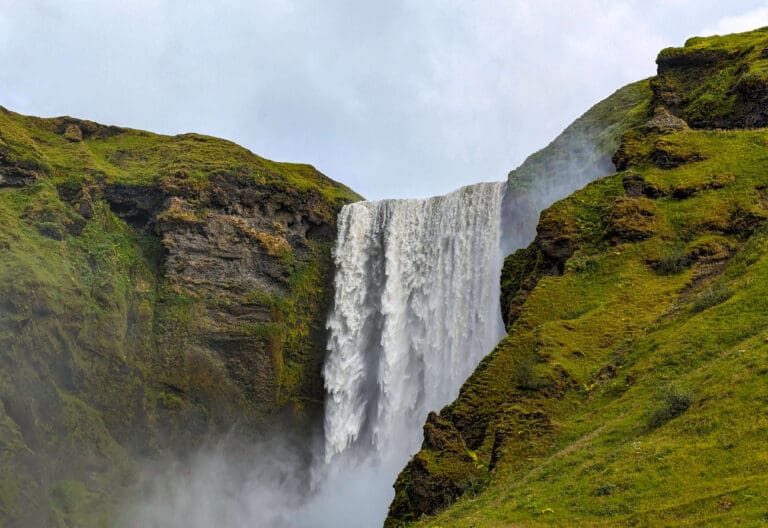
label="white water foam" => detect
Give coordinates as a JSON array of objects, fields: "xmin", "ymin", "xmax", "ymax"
[
  {"xmin": 121, "ymin": 181, "xmax": 510, "ymax": 528},
  {"xmin": 316, "ymin": 181, "xmax": 508, "ymax": 523}
]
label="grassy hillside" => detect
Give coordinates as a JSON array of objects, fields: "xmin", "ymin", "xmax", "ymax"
[
  {"xmin": 387, "ymin": 27, "xmax": 768, "ymax": 528},
  {"xmin": 508, "ymin": 79, "xmax": 653, "ymax": 193},
  {"xmin": 655, "ymin": 26, "xmax": 768, "ymax": 128},
  {"xmin": 0, "ymin": 108, "xmax": 359, "ymax": 525},
  {"xmin": 501, "ymin": 79, "xmax": 652, "ymax": 252}
]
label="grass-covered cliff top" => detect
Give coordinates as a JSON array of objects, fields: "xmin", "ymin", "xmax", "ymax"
[
  {"xmin": 0, "ymin": 106, "xmax": 360, "ymax": 208},
  {"xmin": 507, "ymin": 79, "xmax": 652, "ymax": 195},
  {"xmin": 0, "ymin": 105, "xmax": 360, "ymax": 525},
  {"xmin": 655, "ymin": 26, "xmax": 768, "ymax": 128},
  {"xmin": 388, "ymin": 26, "xmax": 768, "ymax": 528},
  {"xmin": 662, "ymin": 25, "xmax": 768, "ymax": 56}
]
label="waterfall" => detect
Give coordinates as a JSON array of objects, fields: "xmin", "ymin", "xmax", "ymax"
[
  {"xmin": 322, "ymin": 181, "xmax": 507, "ymax": 467},
  {"xmin": 121, "ymin": 181, "xmax": 511, "ymax": 528}
]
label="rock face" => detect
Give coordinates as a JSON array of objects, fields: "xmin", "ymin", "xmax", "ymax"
[
  {"xmin": 644, "ymin": 106, "xmax": 689, "ymax": 132},
  {"xmin": 653, "ymin": 27, "xmax": 768, "ymax": 128},
  {"xmin": 386, "ymin": 413, "xmax": 483, "ymax": 527},
  {"xmin": 387, "ymin": 27, "xmax": 768, "ymax": 528},
  {"xmin": 0, "ymin": 106, "xmax": 359, "ymax": 525}
]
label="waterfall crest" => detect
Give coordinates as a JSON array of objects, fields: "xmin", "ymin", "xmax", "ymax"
[
  {"xmin": 121, "ymin": 181, "xmax": 512, "ymax": 528},
  {"xmin": 323, "ymin": 181, "xmax": 507, "ymax": 464}
]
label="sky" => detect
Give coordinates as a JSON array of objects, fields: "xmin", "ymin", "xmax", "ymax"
[{"xmin": 1, "ymin": 1, "xmax": 768, "ymax": 200}]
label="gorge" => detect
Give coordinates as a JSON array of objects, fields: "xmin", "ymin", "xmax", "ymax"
[
  {"xmin": 124, "ymin": 181, "xmax": 509, "ymax": 527},
  {"xmin": 3, "ymin": 25, "xmax": 768, "ymax": 528},
  {"xmin": 121, "ymin": 72, "xmax": 649, "ymax": 527}
]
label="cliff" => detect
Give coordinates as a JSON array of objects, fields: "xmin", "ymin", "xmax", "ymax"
[
  {"xmin": 501, "ymin": 78, "xmax": 652, "ymax": 252},
  {"xmin": 387, "ymin": 27, "xmax": 768, "ymax": 527},
  {"xmin": 0, "ymin": 108, "xmax": 360, "ymax": 525}
]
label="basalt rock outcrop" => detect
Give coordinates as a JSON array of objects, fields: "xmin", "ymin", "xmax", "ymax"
[{"xmin": 654, "ymin": 26, "xmax": 768, "ymax": 128}]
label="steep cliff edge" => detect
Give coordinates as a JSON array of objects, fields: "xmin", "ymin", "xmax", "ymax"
[
  {"xmin": 388, "ymin": 27, "xmax": 768, "ymax": 527},
  {"xmin": 501, "ymin": 78, "xmax": 652, "ymax": 252},
  {"xmin": 0, "ymin": 108, "xmax": 359, "ymax": 526}
]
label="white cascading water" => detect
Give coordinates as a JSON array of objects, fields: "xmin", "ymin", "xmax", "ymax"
[
  {"xmin": 122, "ymin": 181, "xmax": 511, "ymax": 528},
  {"xmin": 309, "ymin": 181, "xmax": 507, "ymax": 524}
]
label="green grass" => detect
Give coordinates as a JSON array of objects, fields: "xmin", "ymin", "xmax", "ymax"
[
  {"xmin": 0, "ymin": 107, "xmax": 360, "ymax": 210},
  {"xmin": 0, "ymin": 105, "xmax": 361, "ymax": 525},
  {"xmin": 655, "ymin": 27, "xmax": 768, "ymax": 128},
  {"xmin": 391, "ymin": 126, "xmax": 768, "ymax": 527}
]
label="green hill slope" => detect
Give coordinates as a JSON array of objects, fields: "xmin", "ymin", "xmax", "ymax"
[
  {"xmin": 0, "ymin": 108, "xmax": 359, "ymax": 525},
  {"xmin": 387, "ymin": 27, "xmax": 768, "ymax": 528},
  {"xmin": 502, "ymin": 79, "xmax": 652, "ymax": 251}
]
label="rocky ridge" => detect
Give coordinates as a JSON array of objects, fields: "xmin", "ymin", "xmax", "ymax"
[{"xmin": 387, "ymin": 27, "xmax": 768, "ymax": 528}]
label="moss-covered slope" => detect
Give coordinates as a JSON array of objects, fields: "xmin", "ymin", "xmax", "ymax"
[
  {"xmin": 654, "ymin": 26, "xmax": 768, "ymax": 128},
  {"xmin": 501, "ymin": 79, "xmax": 652, "ymax": 252},
  {"xmin": 388, "ymin": 27, "xmax": 768, "ymax": 528},
  {"xmin": 0, "ymin": 107, "xmax": 359, "ymax": 526}
]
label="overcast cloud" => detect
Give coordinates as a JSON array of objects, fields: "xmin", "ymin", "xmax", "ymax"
[{"xmin": 1, "ymin": 1, "xmax": 767, "ymax": 199}]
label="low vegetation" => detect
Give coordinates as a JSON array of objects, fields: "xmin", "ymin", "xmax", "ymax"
[
  {"xmin": 0, "ymin": 106, "xmax": 359, "ymax": 525},
  {"xmin": 389, "ymin": 26, "xmax": 768, "ymax": 528}
]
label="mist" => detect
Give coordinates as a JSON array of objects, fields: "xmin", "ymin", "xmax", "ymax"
[
  {"xmin": 118, "ymin": 91, "xmax": 615, "ymax": 528},
  {"xmin": 118, "ymin": 434, "xmax": 307, "ymax": 528},
  {"xmin": 118, "ymin": 425, "xmax": 417, "ymax": 527}
]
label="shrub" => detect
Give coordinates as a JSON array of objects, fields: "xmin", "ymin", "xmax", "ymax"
[
  {"xmin": 513, "ymin": 354, "xmax": 543, "ymax": 391},
  {"xmin": 594, "ymin": 482, "xmax": 616, "ymax": 496},
  {"xmin": 653, "ymin": 243, "xmax": 691, "ymax": 274},
  {"xmin": 691, "ymin": 284, "xmax": 733, "ymax": 313},
  {"xmin": 648, "ymin": 385, "xmax": 694, "ymax": 428}
]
